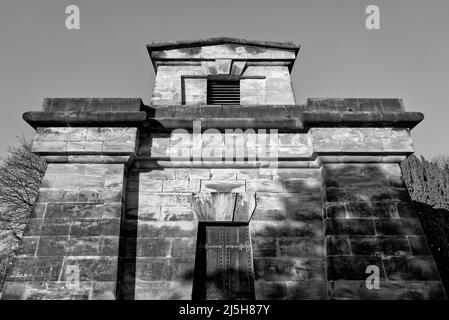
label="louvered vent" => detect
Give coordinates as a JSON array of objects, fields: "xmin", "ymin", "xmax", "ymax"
[{"xmin": 207, "ymin": 80, "xmax": 240, "ymax": 105}]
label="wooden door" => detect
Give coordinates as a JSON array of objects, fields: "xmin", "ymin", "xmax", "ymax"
[{"xmin": 193, "ymin": 224, "xmax": 255, "ymax": 300}]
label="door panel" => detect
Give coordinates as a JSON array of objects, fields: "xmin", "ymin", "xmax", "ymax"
[{"xmin": 194, "ymin": 224, "xmax": 255, "ymax": 300}]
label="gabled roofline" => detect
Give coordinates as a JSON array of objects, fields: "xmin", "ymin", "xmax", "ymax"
[{"xmin": 146, "ymin": 37, "xmax": 300, "ymax": 54}]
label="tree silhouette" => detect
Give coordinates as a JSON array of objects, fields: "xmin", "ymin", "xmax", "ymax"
[
  {"xmin": 401, "ymin": 154, "xmax": 449, "ymax": 294},
  {"xmin": 0, "ymin": 139, "xmax": 46, "ymax": 292}
]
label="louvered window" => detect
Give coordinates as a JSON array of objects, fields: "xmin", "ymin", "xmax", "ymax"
[{"xmin": 207, "ymin": 79, "xmax": 240, "ymax": 105}]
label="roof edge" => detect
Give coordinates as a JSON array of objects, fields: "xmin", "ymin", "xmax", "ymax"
[{"xmin": 146, "ymin": 37, "xmax": 300, "ymax": 54}]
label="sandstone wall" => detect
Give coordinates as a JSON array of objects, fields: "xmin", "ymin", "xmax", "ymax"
[
  {"xmin": 1, "ymin": 163, "xmax": 125, "ymax": 299},
  {"xmin": 123, "ymin": 165, "xmax": 326, "ymax": 300},
  {"xmin": 324, "ymin": 163, "xmax": 445, "ymax": 299},
  {"xmin": 150, "ymin": 43, "xmax": 296, "ymax": 105},
  {"xmin": 1, "ymin": 99, "xmax": 140, "ymax": 299}
]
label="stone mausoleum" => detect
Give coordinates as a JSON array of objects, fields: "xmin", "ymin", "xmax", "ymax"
[{"xmin": 1, "ymin": 38, "xmax": 446, "ymax": 300}]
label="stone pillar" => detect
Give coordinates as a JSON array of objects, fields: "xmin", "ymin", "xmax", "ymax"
[
  {"xmin": 309, "ymin": 118, "xmax": 446, "ymax": 299},
  {"xmin": 1, "ymin": 98, "xmax": 144, "ymax": 300}
]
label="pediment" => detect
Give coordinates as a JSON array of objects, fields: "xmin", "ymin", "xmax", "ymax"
[{"xmin": 147, "ymin": 37, "xmax": 299, "ymax": 60}]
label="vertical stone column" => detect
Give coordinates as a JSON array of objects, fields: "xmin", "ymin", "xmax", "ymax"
[
  {"xmin": 323, "ymin": 163, "xmax": 445, "ymax": 299},
  {"xmin": 2, "ymin": 163, "xmax": 124, "ymax": 299},
  {"xmin": 311, "ymin": 126, "xmax": 446, "ymax": 299},
  {"xmin": 1, "ymin": 98, "xmax": 143, "ymax": 300}
]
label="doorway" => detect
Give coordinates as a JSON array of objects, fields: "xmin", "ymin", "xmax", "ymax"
[{"xmin": 192, "ymin": 223, "xmax": 255, "ymax": 300}]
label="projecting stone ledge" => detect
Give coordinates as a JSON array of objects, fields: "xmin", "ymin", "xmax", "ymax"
[
  {"xmin": 22, "ymin": 98, "xmax": 423, "ymax": 131},
  {"xmin": 145, "ymin": 112, "xmax": 423, "ymax": 131},
  {"xmin": 23, "ymin": 111, "xmax": 147, "ymax": 129},
  {"xmin": 42, "ymin": 98, "xmax": 143, "ymax": 112}
]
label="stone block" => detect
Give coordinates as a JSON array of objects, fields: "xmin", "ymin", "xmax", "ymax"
[
  {"xmin": 30, "ymin": 203, "xmax": 47, "ymax": 219},
  {"xmin": 162, "ymin": 180, "xmax": 195, "ymax": 192},
  {"xmin": 374, "ymin": 218, "xmax": 424, "ymax": 236},
  {"xmin": 102, "ymin": 142, "xmax": 136, "ymax": 153},
  {"xmin": 254, "ymin": 258, "xmax": 325, "ymax": 282},
  {"xmin": 200, "ymin": 180, "xmax": 245, "ymax": 192},
  {"xmin": 71, "ymin": 237, "xmax": 102, "ymax": 256},
  {"xmin": 36, "ymin": 189, "xmax": 78, "ymax": 203},
  {"xmin": 286, "ymin": 281, "xmax": 328, "ymax": 299},
  {"xmin": 159, "ymin": 206, "xmax": 195, "ymax": 221},
  {"xmin": 140, "ymin": 169, "xmax": 176, "ymax": 180},
  {"xmin": 35, "ymin": 127, "xmax": 87, "ymax": 142},
  {"xmin": 17, "ymin": 237, "xmax": 39, "ymax": 257},
  {"xmin": 99, "ymin": 237, "xmax": 120, "ymax": 256},
  {"xmin": 408, "ymin": 236, "xmax": 432, "ymax": 255},
  {"xmin": 251, "ymin": 238, "xmax": 278, "ymax": 257},
  {"xmin": 254, "ymin": 281, "xmax": 287, "ymax": 299},
  {"xmin": 327, "ymin": 256, "xmax": 385, "ymax": 280},
  {"xmin": 61, "ymin": 257, "xmax": 118, "ymax": 282},
  {"xmin": 7, "ymin": 257, "xmax": 63, "ymax": 281},
  {"xmin": 139, "ymin": 179, "xmax": 163, "ymax": 192},
  {"xmin": 189, "ymin": 168, "xmax": 211, "ymax": 179},
  {"xmin": 134, "ymin": 280, "xmax": 192, "ymax": 300},
  {"xmin": 326, "ymin": 236, "xmax": 351, "ymax": 256},
  {"xmin": 45, "ymin": 203, "xmax": 104, "ymax": 219},
  {"xmin": 171, "ymin": 238, "xmax": 197, "ymax": 258},
  {"xmin": 278, "ymin": 238, "xmax": 325, "ymax": 257},
  {"xmin": 35, "ymin": 236, "xmax": 70, "ymax": 256},
  {"xmin": 32, "ymin": 141, "xmax": 67, "ymax": 153},
  {"xmin": 53, "ymin": 175, "xmax": 105, "ymax": 188},
  {"xmin": 91, "ymin": 282, "xmax": 116, "ymax": 300},
  {"xmin": 135, "ymin": 258, "xmax": 171, "ymax": 281},
  {"xmin": 383, "ymin": 256, "xmax": 440, "ymax": 281},
  {"xmin": 135, "ymin": 206, "xmax": 160, "ymax": 220},
  {"xmin": 329, "ymin": 280, "xmax": 437, "ymax": 300},
  {"xmin": 101, "ymin": 202, "xmax": 122, "ymax": 219},
  {"xmin": 250, "ymin": 221, "xmax": 324, "ymax": 238},
  {"xmin": 137, "ymin": 238, "xmax": 171, "ymax": 257},
  {"xmin": 137, "ymin": 221, "xmax": 197, "ymax": 238},
  {"xmin": 210, "ymin": 169, "xmax": 236, "ymax": 180},
  {"xmin": 325, "ymin": 204, "xmax": 347, "ymax": 219},
  {"xmin": 246, "ymin": 180, "xmax": 283, "ymax": 192},
  {"xmin": 396, "ymin": 203, "xmax": 419, "ymax": 219},
  {"xmin": 325, "ymin": 218, "xmax": 376, "ymax": 236},
  {"xmin": 86, "ymin": 127, "xmax": 137, "ymax": 143},
  {"xmin": 139, "ymin": 193, "xmax": 192, "ymax": 207},
  {"xmin": 349, "ymin": 236, "xmax": 411, "ymax": 256},
  {"xmin": 345, "ymin": 202, "xmax": 398, "ymax": 218},
  {"xmin": 237, "ymin": 168, "xmax": 272, "ymax": 180},
  {"xmin": 66, "ymin": 141, "xmax": 103, "ymax": 152}
]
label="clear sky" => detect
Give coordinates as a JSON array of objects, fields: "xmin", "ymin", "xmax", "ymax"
[{"xmin": 0, "ymin": 0, "xmax": 448, "ymax": 158}]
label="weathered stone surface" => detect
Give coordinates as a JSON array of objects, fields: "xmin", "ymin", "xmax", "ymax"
[
  {"xmin": 137, "ymin": 221, "xmax": 197, "ymax": 238},
  {"xmin": 311, "ymin": 128, "xmax": 413, "ymax": 154},
  {"xmin": 254, "ymin": 258, "xmax": 325, "ymax": 282},
  {"xmin": 251, "ymin": 221, "xmax": 324, "ymax": 238},
  {"xmin": 254, "ymin": 281, "xmax": 287, "ymax": 299},
  {"xmin": 200, "ymin": 180, "xmax": 245, "ymax": 192},
  {"xmin": 325, "ymin": 218, "xmax": 376, "ymax": 236},
  {"xmin": 42, "ymin": 98, "xmax": 142, "ymax": 112},
  {"xmin": 330, "ymin": 280, "xmax": 446, "ymax": 300},
  {"xmin": 327, "ymin": 236, "xmax": 351, "ymax": 256},
  {"xmin": 349, "ymin": 236, "xmax": 411, "ymax": 256},
  {"xmin": 375, "ymin": 218, "xmax": 424, "ymax": 236},
  {"xmin": 327, "ymin": 256, "xmax": 385, "ymax": 280},
  {"xmin": 134, "ymin": 280, "xmax": 193, "ymax": 300},
  {"xmin": 286, "ymin": 281, "xmax": 328, "ymax": 299},
  {"xmin": 7, "ymin": 38, "xmax": 443, "ymax": 301},
  {"xmin": 383, "ymin": 257, "xmax": 440, "ymax": 281}
]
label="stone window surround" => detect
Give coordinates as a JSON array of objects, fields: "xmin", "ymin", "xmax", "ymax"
[{"xmin": 180, "ymin": 75, "xmax": 266, "ymax": 105}]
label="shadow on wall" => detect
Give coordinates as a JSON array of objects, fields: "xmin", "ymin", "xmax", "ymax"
[
  {"xmin": 116, "ymin": 168, "xmax": 327, "ymax": 300},
  {"xmin": 116, "ymin": 170, "xmax": 139, "ymax": 300}
]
